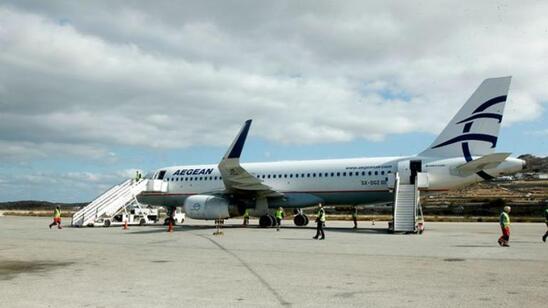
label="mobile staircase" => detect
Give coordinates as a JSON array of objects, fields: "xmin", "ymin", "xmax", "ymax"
[
  {"xmin": 71, "ymin": 179, "xmax": 150, "ymax": 227},
  {"xmin": 391, "ymin": 173, "xmax": 425, "ymax": 233}
]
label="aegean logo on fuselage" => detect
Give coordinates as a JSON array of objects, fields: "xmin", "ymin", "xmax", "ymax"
[{"xmin": 173, "ymin": 168, "xmax": 214, "ymax": 176}]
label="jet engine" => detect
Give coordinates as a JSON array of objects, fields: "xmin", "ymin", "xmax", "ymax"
[{"xmin": 183, "ymin": 195, "xmax": 239, "ymax": 220}]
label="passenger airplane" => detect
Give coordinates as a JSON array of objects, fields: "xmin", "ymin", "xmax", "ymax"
[{"xmin": 137, "ymin": 77, "xmax": 525, "ymax": 227}]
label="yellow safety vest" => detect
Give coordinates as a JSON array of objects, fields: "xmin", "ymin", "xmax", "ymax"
[
  {"xmin": 275, "ymin": 209, "xmax": 283, "ymax": 219},
  {"xmin": 317, "ymin": 208, "xmax": 326, "ymax": 222},
  {"xmin": 500, "ymin": 212, "xmax": 510, "ymax": 227},
  {"xmin": 54, "ymin": 208, "xmax": 61, "ymax": 218},
  {"xmin": 243, "ymin": 209, "xmax": 249, "ymax": 218}
]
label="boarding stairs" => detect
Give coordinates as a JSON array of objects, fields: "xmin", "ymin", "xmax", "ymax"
[
  {"xmin": 391, "ymin": 173, "xmax": 425, "ymax": 233},
  {"xmin": 71, "ymin": 179, "xmax": 149, "ymax": 227}
]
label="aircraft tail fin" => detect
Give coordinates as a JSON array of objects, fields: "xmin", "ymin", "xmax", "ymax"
[{"xmin": 419, "ymin": 76, "xmax": 512, "ymax": 159}]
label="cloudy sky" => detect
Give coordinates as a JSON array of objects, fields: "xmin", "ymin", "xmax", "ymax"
[{"xmin": 0, "ymin": 0, "xmax": 547, "ymax": 202}]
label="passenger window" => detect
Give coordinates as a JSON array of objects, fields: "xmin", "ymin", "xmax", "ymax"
[
  {"xmin": 343, "ymin": 172, "xmax": 346, "ymax": 176},
  {"xmin": 284, "ymin": 174, "xmax": 287, "ymax": 178},
  {"xmin": 361, "ymin": 171, "xmax": 365, "ymax": 176},
  {"xmin": 273, "ymin": 175, "xmax": 277, "ymax": 178},
  {"xmin": 368, "ymin": 171, "xmax": 372, "ymax": 176},
  {"xmin": 290, "ymin": 174, "xmax": 293, "ymax": 178},
  {"xmin": 307, "ymin": 173, "xmax": 311, "ymax": 177},
  {"xmin": 349, "ymin": 172, "xmax": 352, "ymax": 176},
  {"xmin": 313, "ymin": 173, "xmax": 316, "ymax": 177},
  {"xmin": 295, "ymin": 174, "xmax": 299, "ymax": 178},
  {"xmin": 336, "ymin": 172, "xmax": 340, "ymax": 176},
  {"xmin": 388, "ymin": 170, "xmax": 391, "ymax": 174},
  {"xmin": 381, "ymin": 171, "xmax": 385, "ymax": 175},
  {"xmin": 374, "ymin": 171, "xmax": 378, "ymax": 175},
  {"xmin": 301, "ymin": 173, "xmax": 305, "ymax": 178},
  {"xmin": 268, "ymin": 175, "xmax": 271, "ymax": 179},
  {"xmin": 318, "ymin": 173, "xmax": 322, "ymax": 177}
]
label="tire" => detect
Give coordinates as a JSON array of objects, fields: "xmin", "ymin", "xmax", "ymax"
[
  {"xmin": 259, "ymin": 215, "xmax": 273, "ymax": 228},
  {"xmin": 303, "ymin": 215, "xmax": 309, "ymax": 226},
  {"xmin": 268, "ymin": 215, "xmax": 277, "ymax": 227},
  {"xmin": 293, "ymin": 214, "xmax": 306, "ymax": 226},
  {"xmin": 104, "ymin": 220, "xmax": 111, "ymax": 228},
  {"xmin": 139, "ymin": 219, "xmax": 146, "ymax": 226}
]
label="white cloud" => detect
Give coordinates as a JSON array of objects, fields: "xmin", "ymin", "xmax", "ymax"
[{"xmin": 0, "ymin": 1, "xmax": 547, "ymax": 163}]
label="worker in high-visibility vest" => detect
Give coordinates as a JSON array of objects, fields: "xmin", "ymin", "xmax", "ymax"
[
  {"xmin": 313, "ymin": 203, "xmax": 326, "ymax": 240},
  {"xmin": 275, "ymin": 207, "xmax": 284, "ymax": 231},
  {"xmin": 542, "ymin": 208, "xmax": 548, "ymax": 243},
  {"xmin": 497, "ymin": 206, "xmax": 511, "ymax": 247},
  {"xmin": 135, "ymin": 170, "xmax": 140, "ymax": 182},
  {"xmin": 49, "ymin": 206, "xmax": 62, "ymax": 229},
  {"xmin": 352, "ymin": 206, "xmax": 358, "ymax": 229},
  {"xmin": 243, "ymin": 209, "xmax": 250, "ymax": 226}
]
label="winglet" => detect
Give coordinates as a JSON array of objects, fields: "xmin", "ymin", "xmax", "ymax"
[{"xmin": 223, "ymin": 119, "xmax": 252, "ymax": 159}]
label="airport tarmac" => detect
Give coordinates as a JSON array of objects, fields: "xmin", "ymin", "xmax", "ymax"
[{"xmin": 1, "ymin": 216, "xmax": 547, "ymax": 308}]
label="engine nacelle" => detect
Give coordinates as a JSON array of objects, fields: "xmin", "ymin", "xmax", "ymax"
[{"xmin": 183, "ymin": 195, "xmax": 236, "ymax": 220}]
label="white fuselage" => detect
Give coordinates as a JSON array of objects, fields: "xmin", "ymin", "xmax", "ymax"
[{"xmin": 137, "ymin": 155, "xmax": 524, "ymax": 209}]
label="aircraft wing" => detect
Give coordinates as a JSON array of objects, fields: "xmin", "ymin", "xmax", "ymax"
[
  {"xmin": 218, "ymin": 120, "xmax": 282, "ymax": 196},
  {"xmin": 455, "ymin": 152, "xmax": 511, "ymax": 176}
]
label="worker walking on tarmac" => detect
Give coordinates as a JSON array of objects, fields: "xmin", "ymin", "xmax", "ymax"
[
  {"xmin": 542, "ymin": 207, "xmax": 548, "ymax": 243},
  {"xmin": 243, "ymin": 209, "xmax": 250, "ymax": 226},
  {"xmin": 313, "ymin": 203, "xmax": 326, "ymax": 240},
  {"xmin": 275, "ymin": 207, "xmax": 284, "ymax": 231},
  {"xmin": 352, "ymin": 206, "xmax": 358, "ymax": 229},
  {"xmin": 49, "ymin": 206, "xmax": 62, "ymax": 229},
  {"xmin": 498, "ymin": 206, "xmax": 511, "ymax": 247}
]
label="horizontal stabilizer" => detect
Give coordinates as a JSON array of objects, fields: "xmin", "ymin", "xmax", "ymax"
[{"xmin": 455, "ymin": 152, "xmax": 511, "ymax": 176}]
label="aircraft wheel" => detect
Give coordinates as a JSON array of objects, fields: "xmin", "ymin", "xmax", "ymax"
[
  {"xmin": 104, "ymin": 220, "xmax": 111, "ymax": 228},
  {"xmin": 303, "ymin": 215, "xmax": 309, "ymax": 226},
  {"xmin": 139, "ymin": 218, "xmax": 146, "ymax": 226},
  {"xmin": 293, "ymin": 214, "xmax": 306, "ymax": 226},
  {"xmin": 259, "ymin": 215, "xmax": 272, "ymax": 228},
  {"xmin": 268, "ymin": 214, "xmax": 277, "ymax": 227}
]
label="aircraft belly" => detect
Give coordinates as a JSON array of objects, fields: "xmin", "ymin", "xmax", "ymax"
[
  {"xmin": 272, "ymin": 191, "xmax": 393, "ymax": 208},
  {"xmin": 137, "ymin": 193, "xmax": 187, "ymax": 207}
]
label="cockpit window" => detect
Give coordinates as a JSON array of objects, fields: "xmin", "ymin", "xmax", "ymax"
[{"xmin": 157, "ymin": 170, "xmax": 166, "ymax": 180}]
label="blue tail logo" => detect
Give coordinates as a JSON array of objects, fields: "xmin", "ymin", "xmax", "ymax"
[{"xmin": 431, "ymin": 95, "xmax": 507, "ymax": 180}]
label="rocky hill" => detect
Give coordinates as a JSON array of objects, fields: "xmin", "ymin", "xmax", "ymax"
[{"xmin": 519, "ymin": 154, "xmax": 548, "ymax": 173}]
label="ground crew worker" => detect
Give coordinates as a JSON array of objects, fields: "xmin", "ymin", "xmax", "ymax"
[
  {"xmin": 134, "ymin": 170, "xmax": 140, "ymax": 182},
  {"xmin": 352, "ymin": 206, "xmax": 358, "ymax": 229},
  {"xmin": 313, "ymin": 203, "xmax": 326, "ymax": 240},
  {"xmin": 497, "ymin": 206, "xmax": 511, "ymax": 247},
  {"xmin": 542, "ymin": 207, "xmax": 548, "ymax": 243},
  {"xmin": 275, "ymin": 207, "xmax": 284, "ymax": 231},
  {"xmin": 49, "ymin": 206, "xmax": 62, "ymax": 229},
  {"xmin": 243, "ymin": 209, "xmax": 250, "ymax": 226}
]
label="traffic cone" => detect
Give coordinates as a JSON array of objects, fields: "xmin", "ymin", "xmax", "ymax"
[
  {"xmin": 123, "ymin": 220, "xmax": 128, "ymax": 230},
  {"xmin": 167, "ymin": 220, "xmax": 173, "ymax": 233}
]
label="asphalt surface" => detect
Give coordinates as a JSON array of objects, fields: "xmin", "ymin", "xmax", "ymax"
[{"xmin": 1, "ymin": 216, "xmax": 547, "ymax": 307}]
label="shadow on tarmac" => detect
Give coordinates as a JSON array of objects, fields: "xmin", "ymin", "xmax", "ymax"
[{"xmin": 124, "ymin": 223, "xmax": 389, "ymax": 235}]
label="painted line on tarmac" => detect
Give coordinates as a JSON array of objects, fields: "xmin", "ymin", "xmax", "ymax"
[{"xmin": 198, "ymin": 234, "xmax": 291, "ymax": 307}]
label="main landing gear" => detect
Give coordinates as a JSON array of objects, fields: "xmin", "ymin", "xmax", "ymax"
[
  {"xmin": 258, "ymin": 210, "xmax": 309, "ymax": 228},
  {"xmin": 259, "ymin": 214, "xmax": 276, "ymax": 228},
  {"xmin": 293, "ymin": 213, "xmax": 309, "ymax": 226}
]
